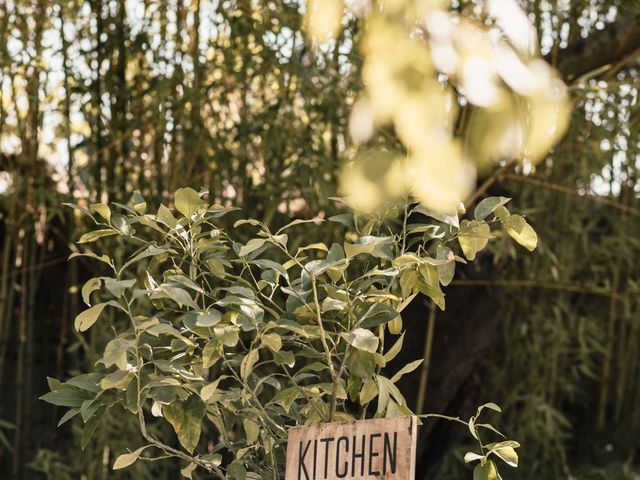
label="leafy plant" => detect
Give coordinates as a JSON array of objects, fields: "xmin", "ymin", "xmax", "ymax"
[{"xmin": 42, "ymin": 188, "xmax": 534, "ymax": 478}]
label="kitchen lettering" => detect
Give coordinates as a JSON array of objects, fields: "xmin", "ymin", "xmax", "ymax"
[
  {"xmin": 284, "ymin": 416, "xmax": 417, "ymax": 480},
  {"xmin": 296, "ymin": 432, "xmax": 397, "ymax": 480}
]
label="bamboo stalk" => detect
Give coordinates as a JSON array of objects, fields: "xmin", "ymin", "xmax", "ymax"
[
  {"xmin": 416, "ymin": 301, "xmax": 436, "ymax": 415},
  {"xmin": 597, "ymin": 269, "xmax": 619, "ymax": 429}
]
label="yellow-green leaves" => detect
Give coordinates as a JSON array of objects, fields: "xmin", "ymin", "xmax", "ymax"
[
  {"xmin": 459, "ymin": 221, "xmax": 491, "ymax": 260},
  {"xmin": 100, "ymin": 370, "xmax": 132, "ymax": 390},
  {"xmin": 103, "ymin": 338, "xmax": 132, "ymax": 370},
  {"xmin": 474, "ymin": 197, "xmax": 511, "ymax": 221},
  {"xmin": 243, "ymin": 418, "xmax": 260, "ymax": 444},
  {"xmin": 90, "ymin": 203, "xmax": 111, "ymax": 222},
  {"xmin": 202, "ymin": 342, "xmax": 223, "ymax": 369},
  {"xmin": 342, "ymin": 328, "xmax": 379, "ymax": 353},
  {"xmin": 239, "ymin": 238, "xmax": 267, "ymax": 257},
  {"xmin": 473, "ymin": 460, "xmax": 502, "ymax": 480},
  {"xmin": 240, "ymin": 348, "xmax": 259, "ymax": 380},
  {"xmin": 156, "ymin": 204, "xmax": 177, "ymax": 228},
  {"xmin": 505, "ymin": 215, "xmax": 538, "ymax": 251},
  {"xmin": 200, "ymin": 378, "xmax": 222, "ymax": 402},
  {"xmin": 113, "ymin": 446, "xmax": 148, "ymax": 470},
  {"xmin": 174, "ymin": 187, "xmax": 207, "ymax": 218},
  {"xmin": 56, "ymin": 190, "xmax": 533, "ymax": 475},
  {"xmin": 78, "ymin": 228, "xmax": 119, "ymax": 243},
  {"xmin": 488, "ymin": 442, "xmax": 519, "ymax": 467},
  {"xmin": 163, "ymin": 395, "xmax": 205, "ymax": 453},
  {"xmin": 74, "ymin": 303, "xmax": 108, "ymax": 332},
  {"xmin": 81, "ymin": 277, "xmax": 102, "ymax": 306},
  {"xmin": 261, "ymin": 333, "xmax": 282, "ymax": 352}
]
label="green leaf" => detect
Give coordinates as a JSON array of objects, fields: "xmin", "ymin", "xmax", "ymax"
[
  {"xmin": 464, "ymin": 452, "xmax": 485, "ymax": 464},
  {"xmin": 174, "ymin": 187, "xmax": 207, "ymax": 218},
  {"xmin": 156, "ymin": 204, "xmax": 178, "ymax": 228},
  {"xmin": 100, "ymin": 370, "xmax": 133, "ymax": 390},
  {"xmin": 181, "ymin": 463, "xmax": 197, "ymax": 479},
  {"xmin": 57, "ymin": 407, "xmax": 80, "ymax": 426},
  {"xmin": 490, "ymin": 446, "xmax": 519, "ymax": 467},
  {"xmin": 390, "ymin": 359, "xmax": 423, "ymax": 383},
  {"xmin": 131, "ymin": 191, "xmax": 147, "ymax": 214},
  {"xmin": 103, "ymin": 338, "xmax": 132, "ymax": 370},
  {"xmin": 40, "ymin": 388, "xmax": 87, "ymax": 407},
  {"xmin": 376, "ymin": 376, "xmax": 390, "ymax": 415},
  {"xmin": 90, "ymin": 203, "xmax": 111, "ymax": 222},
  {"xmin": 328, "ymin": 213, "xmax": 355, "ymax": 228},
  {"xmin": 474, "ymin": 197, "xmax": 511, "ymax": 221},
  {"xmin": 261, "ymin": 333, "xmax": 282, "ymax": 352},
  {"xmin": 342, "ymin": 328, "xmax": 379, "ymax": 353},
  {"xmin": 69, "ymin": 251, "xmax": 113, "ymax": 267},
  {"xmin": 78, "ymin": 229, "xmax": 119, "ymax": 244},
  {"xmin": 104, "ymin": 278, "xmax": 136, "ymax": 298},
  {"xmin": 202, "ymin": 342, "xmax": 223, "ymax": 369},
  {"xmin": 506, "ymin": 218, "xmax": 537, "ymax": 251},
  {"xmin": 163, "ymin": 395, "xmax": 205, "ymax": 453},
  {"xmin": 473, "ymin": 460, "xmax": 502, "ymax": 480},
  {"xmin": 384, "ymin": 332, "xmax": 405, "ymax": 362},
  {"xmin": 273, "ymin": 350, "xmax": 295, "ymax": 368},
  {"xmin": 436, "ymin": 245, "xmax": 455, "ymax": 286},
  {"xmin": 113, "ymin": 446, "xmax": 148, "ymax": 470},
  {"xmin": 239, "ymin": 238, "xmax": 267, "ymax": 257},
  {"xmin": 200, "ymin": 378, "xmax": 222, "ymax": 401},
  {"xmin": 111, "ymin": 214, "xmax": 131, "ymax": 235},
  {"xmin": 81, "ymin": 278, "xmax": 102, "ymax": 306},
  {"xmin": 195, "ymin": 310, "xmax": 221, "ymax": 327},
  {"xmin": 227, "ymin": 462, "xmax": 247, "ymax": 480},
  {"xmin": 359, "ymin": 378, "xmax": 378, "ymax": 405},
  {"xmin": 412, "ymin": 205, "xmax": 459, "ymax": 228},
  {"xmin": 157, "ymin": 285, "xmax": 198, "ymax": 309},
  {"xmin": 66, "ymin": 373, "xmax": 103, "ymax": 393},
  {"xmin": 240, "ymin": 349, "xmax": 260, "ymax": 380},
  {"xmin": 459, "ymin": 222, "xmax": 491, "ymax": 260},
  {"xmin": 388, "ymin": 315, "xmax": 403, "ymax": 335},
  {"xmin": 75, "ymin": 303, "xmax": 108, "ymax": 332},
  {"xmin": 477, "ymin": 402, "xmax": 502, "ymax": 414},
  {"xmin": 244, "ymin": 418, "xmax": 260, "ymax": 444}
]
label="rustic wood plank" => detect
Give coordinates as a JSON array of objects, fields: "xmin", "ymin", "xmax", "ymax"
[{"xmin": 285, "ymin": 416, "xmax": 417, "ymax": 480}]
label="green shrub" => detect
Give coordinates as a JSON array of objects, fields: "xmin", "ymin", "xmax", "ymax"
[{"xmin": 42, "ymin": 189, "xmax": 532, "ymax": 479}]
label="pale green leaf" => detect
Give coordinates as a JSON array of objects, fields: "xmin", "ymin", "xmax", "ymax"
[
  {"xmin": 90, "ymin": 203, "xmax": 111, "ymax": 222},
  {"xmin": 174, "ymin": 187, "xmax": 207, "ymax": 218},
  {"xmin": 113, "ymin": 446, "xmax": 147, "ymax": 470},
  {"xmin": 474, "ymin": 197, "xmax": 511, "ymax": 221},
  {"xmin": 459, "ymin": 222, "xmax": 491, "ymax": 260},
  {"xmin": 342, "ymin": 328, "xmax": 379, "ymax": 353},
  {"xmin": 239, "ymin": 238, "xmax": 267, "ymax": 257},
  {"xmin": 506, "ymin": 220, "xmax": 537, "ymax": 251},
  {"xmin": 75, "ymin": 303, "xmax": 108, "ymax": 332},
  {"xmin": 78, "ymin": 229, "xmax": 119, "ymax": 244},
  {"xmin": 390, "ymin": 359, "xmax": 423, "ymax": 383},
  {"xmin": 261, "ymin": 333, "xmax": 282, "ymax": 352},
  {"xmin": 240, "ymin": 349, "xmax": 259, "ymax": 380},
  {"xmin": 81, "ymin": 278, "xmax": 102, "ymax": 306},
  {"xmin": 473, "ymin": 460, "xmax": 502, "ymax": 480}
]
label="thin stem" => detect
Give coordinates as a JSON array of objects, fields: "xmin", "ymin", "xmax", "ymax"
[{"xmin": 310, "ymin": 274, "xmax": 338, "ymax": 420}]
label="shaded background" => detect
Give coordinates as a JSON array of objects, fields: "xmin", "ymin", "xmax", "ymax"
[{"xmin": 1, "ymin": 0, "xmax": 640, "ymax": 478}]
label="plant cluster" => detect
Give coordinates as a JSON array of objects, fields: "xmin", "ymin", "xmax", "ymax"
[{"xmin": 42, "ymin": 188, "xmax": 535, "ymax": 479}]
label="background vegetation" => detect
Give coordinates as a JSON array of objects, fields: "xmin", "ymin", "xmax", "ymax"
[{"xmin": 0, "ymin": 0, "xmax": 639, "ymax": 478}]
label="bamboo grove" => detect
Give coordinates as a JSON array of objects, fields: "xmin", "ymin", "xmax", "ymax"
[{"xmin": 1, "ymin": 0, "xmax": 640, "ymax": 479}]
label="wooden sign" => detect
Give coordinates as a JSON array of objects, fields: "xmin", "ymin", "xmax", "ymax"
[{"xmin": 285, "ymin": 416, "xmax": 417, "ymax": 480}]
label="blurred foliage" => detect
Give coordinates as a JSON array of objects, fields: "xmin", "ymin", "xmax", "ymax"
[{"xmin": 0, "ymin": 0, "xmax": 639, "ymax": 478}]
